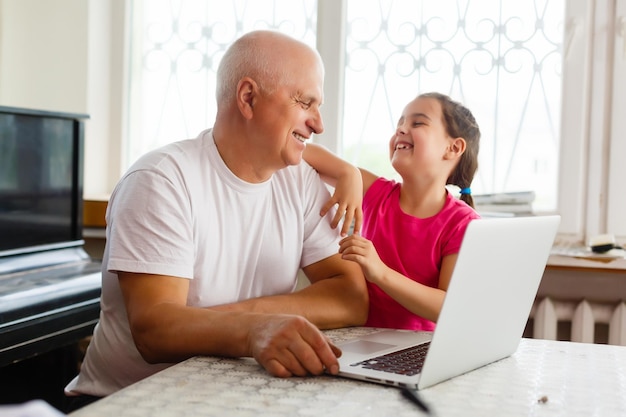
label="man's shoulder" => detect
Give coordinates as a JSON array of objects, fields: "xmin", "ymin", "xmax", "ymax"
[
  {"xmin": 129, "ymin": 131, "xmax": 211, "ymax": 172},
  {"xmin": 273, "ymin": 159, "xmax": 320, "ymax": 184},
  {"xmin": 270, "ymin": 161, "xmax": 330, "ymax": 209}
]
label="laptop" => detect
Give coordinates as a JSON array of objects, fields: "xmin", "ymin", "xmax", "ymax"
[{"xmin": 334, "ymin": 215, "xmax": 560, "ymax": 390}]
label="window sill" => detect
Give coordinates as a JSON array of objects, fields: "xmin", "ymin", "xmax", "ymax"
[
  {"xmin": 548, "ymin": 250, "xmax": 626, "ymax": 272},
  {"xmin": 83, "ymin": 197, "xmax": 109, "ymax": 228}
]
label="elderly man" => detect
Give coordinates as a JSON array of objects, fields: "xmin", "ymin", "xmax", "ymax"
[{"xmin": 64, "ymin": 30, "xmax": 368, "ymax": 411}]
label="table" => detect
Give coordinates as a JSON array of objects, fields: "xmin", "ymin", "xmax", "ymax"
[{"xmin": 70, "ymin": 327, "xmax": 626, "ymax": 417}]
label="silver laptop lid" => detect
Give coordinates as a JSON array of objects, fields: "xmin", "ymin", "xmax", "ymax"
[
  {"xmin": 334, "ymin": 215, "xmax": 560, "ymax": 390},
  {"xmin": 418, "ymin": 215, "xmax": 560, "ymax": 388}
]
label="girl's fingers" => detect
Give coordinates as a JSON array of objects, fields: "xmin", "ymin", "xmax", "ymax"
[
  {"xmin": 332, "ymin": 204, "xmax": 346, "ymax": 230},
  {"xmin": 352, "ymin": 208, "xmax": 363, "ymax": 235},
  {"xmin": 320, "ymin": 197, "xmax": 338, "ymax": 219},
  {"xmin": 340, "ymin": 210, "xmax": 353, "ymax": 236}
]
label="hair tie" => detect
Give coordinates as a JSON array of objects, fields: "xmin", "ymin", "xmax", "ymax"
[{"xmin": 460, "ymin": 187, "xmax": 471, "ymax": 195}]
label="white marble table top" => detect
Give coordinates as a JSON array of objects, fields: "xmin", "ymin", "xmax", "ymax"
[{"xmin": 71, "ymin": 327, "xmax": 626, "ymax": 417}]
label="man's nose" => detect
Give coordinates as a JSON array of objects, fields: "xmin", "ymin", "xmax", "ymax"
[{"xmin": 308, "ymin": 108, "xmax": 324, "ymax": 134}]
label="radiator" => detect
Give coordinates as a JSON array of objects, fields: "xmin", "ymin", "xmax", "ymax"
[{"xmin": 529, "ymin": 297, "xmax": 626, "ymax": 346}]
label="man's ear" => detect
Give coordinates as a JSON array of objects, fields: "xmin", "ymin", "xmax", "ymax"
[
  {"xmin": 445, "ymin": 137, "xmax": 466, "ymax": 160},
  {"xmin": 236, "ymin": 77, "xmax": 257, "ymax": 119}
]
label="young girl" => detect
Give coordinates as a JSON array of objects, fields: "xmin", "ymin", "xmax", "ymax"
[{"xmin": 304, "ymin": 92, "xmax": 481, "ymax": 331}]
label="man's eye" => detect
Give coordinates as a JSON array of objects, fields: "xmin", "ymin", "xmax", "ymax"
[{"xmin": 298, "ymin": 100, "xmax": 311, "ymax": 109}]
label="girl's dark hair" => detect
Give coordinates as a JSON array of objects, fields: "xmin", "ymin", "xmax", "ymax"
[{"xmin": 419, "ymin": 92, "xmax": 481, "ymax": 208}]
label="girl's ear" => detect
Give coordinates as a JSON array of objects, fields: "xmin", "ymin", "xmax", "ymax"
[
  {"xmin": 445, "ymin": 137, "xmax": 466, "ymax": 160},
  {"xmin": 236, "ymin": 77, "xmax": 257, "ymax": 119}
]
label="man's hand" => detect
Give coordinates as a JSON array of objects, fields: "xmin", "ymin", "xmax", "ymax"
[{"xmin": 248, "ymin": 314, "xmax": 342, "ymax": 377}]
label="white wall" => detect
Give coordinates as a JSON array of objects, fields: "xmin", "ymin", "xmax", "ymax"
[
  {"xmin": 0, "ymin": 0, "xmax": 125, "ymax": 198},
  {"xmin": 0, "ymin": 0, "xmax": 88, "ymax": 112}
]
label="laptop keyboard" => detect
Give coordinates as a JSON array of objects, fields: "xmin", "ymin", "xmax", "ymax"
[{"xmin": 350, "ymin": 341, "xmax": 431, "ymax": 376}]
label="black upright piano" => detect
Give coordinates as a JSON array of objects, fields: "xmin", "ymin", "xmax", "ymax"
[{"xmin": 0, "ymin": 106, "xmax": 101, "ymax": 367}]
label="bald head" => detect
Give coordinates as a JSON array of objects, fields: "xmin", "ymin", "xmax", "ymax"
[{"xmin": 216, "ymin": 31, "xmax": 323, "ymax": 106}]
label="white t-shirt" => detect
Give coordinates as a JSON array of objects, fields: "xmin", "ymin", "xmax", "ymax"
[{"xmin": 66, "ymin": 129, "xmax": 340, "ymax": 396}]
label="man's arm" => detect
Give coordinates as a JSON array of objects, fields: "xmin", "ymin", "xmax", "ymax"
[
  {"xmin": 118, "ymin": 272, "xmax": 344, "ymax": 377},
  {"xmin": 211, "ymin": 253, "xmax": 369, "ymax": 329}
]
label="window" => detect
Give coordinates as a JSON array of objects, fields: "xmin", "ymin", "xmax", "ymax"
[
  {"xmin": 341, "ymin": 0, "xmax": 563, "ymax": 213},
  {"xmin": 127, "ymin": 0, "xmax": 317, "ymax": 164},
  {"xmin": 126, "ymin": 0, "xmax": 626, "ymax": 244}
]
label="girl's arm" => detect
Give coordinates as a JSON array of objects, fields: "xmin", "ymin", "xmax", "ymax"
[
  {"xmin": 338, "ymin": 234, "xmax": 457, "ymax": 322},
  {"xmin": 358, "ymin": 167, "xmax": 379, "ymax": 195},
  {"xmin": 303, "ymin": 143, "xmax": 364, "ymax": 235},
  {"xmin": 369, "ymin": 253, "xmax": 456, "ymax": 322}
]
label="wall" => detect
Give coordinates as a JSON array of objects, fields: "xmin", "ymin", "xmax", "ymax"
[
  {"xmin": 0, "ymin": 0, "xmax": 125, "ymax": 199},
  {"xmin": 0, "ymin": 0, "xmax": 88, "ymax": 112}
]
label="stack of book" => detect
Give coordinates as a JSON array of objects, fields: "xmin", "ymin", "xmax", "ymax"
[{"xmin": 473, "ymin": 191, "xmax": 535, "ymax": 216}]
